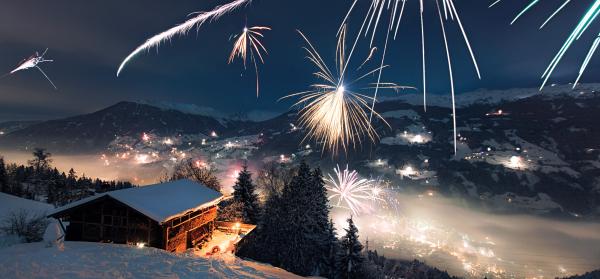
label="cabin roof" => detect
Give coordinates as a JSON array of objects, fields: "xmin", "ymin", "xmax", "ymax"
[{"xmin": 48, "ymin": 179, "xmax": 223, "ymax": 224}]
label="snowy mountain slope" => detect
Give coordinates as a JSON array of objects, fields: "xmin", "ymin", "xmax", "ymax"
[
  {"xmin": 1, "ymin": 84, "xmax": 599, "ymax": 218},
  {"xmin": 380, "ymin": 83, "xmax": 600, "ymax": 108},
  {"xmin": 0, "ymin": 102, "xmax": 231, "ymax": 153},
  {"xmin": 138, "ymin": 100, "xmax": 281, "ymax": 122},
  {"xmin": 0, "ymin": 241, "xmax": 304, "ymax": 279},
  {"xmin": 0, "ymin": 121, "xmax": 40, "ymax": 135}
]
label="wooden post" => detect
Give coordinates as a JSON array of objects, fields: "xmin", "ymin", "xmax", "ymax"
[
  {"xmin": 82, "ymin": 209, "xmax": 86, "ymax": 240},
  {"xmin": 100, "ymin": 203, "xmax": 105, "ymax": 240},
  {"xmin": 57, "ymin": 218, "xmax": 67, "ymax": 240},
  {"xmin": 147, "ymin": 218, "xmax": 151, "ymax": 246},
  {"xmin": 163, "ymin": 225, "xmax": 169, "ymax": 250}
]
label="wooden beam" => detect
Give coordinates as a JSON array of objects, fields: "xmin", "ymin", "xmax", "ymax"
[
  {"xmin": 147, "ymin": 218, "xmax": 151, "ymax": 245},
  {"xmin": 57, "ymin": 218, "xmax": 67, "ymax": 241}
]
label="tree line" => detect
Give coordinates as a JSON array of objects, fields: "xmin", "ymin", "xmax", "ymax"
[
  {"xmin": 218, "ymin": 160, "xmax": 368, "ymax": 278},
  {"xmin": 224, "ymin": 161, "xmax": 459, "ymax": 279},
  {"xmin": 0, "ymin": 148, "xmax": 134, "ymax": 206}
]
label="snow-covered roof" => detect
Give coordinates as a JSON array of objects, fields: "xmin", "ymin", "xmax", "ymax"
[{"xmin": 49, "ymin": 179, "xmax": 223, "ymax": 224}]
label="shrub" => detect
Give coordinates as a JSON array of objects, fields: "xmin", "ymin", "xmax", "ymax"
[{"xmin": 1, "ymin": 209, "xmax": 50, "ymax": 243}]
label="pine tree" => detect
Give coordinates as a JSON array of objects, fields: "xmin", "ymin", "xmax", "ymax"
[
  {"xmin": 28, "ymin": 148, "xmax": 52, "ymax": 172},
  {"xmin": 237, "ymin": 161, "xmax": 339, "ymax": 278},
  {"xmin": 337, "ymin": 216, "xmax": 364, "ymax": 279},
  {"xmin": 324, "ymin": 219, "xmax": 339, "ymax": 279},
  {"xmin": 279, "ymin": 161, "xmax": 314, "ymax": 275},
  {"xmin": 233, "ymin": 163, "xmax": 260, "ymax": 224},
  {"xmin": 240, "ymin": 189, "xmax": 286, "ymax": 265},
  {"xmin": 0, "ymin": 157, "xmax": 8, "ymax": 194},
  {"xmin": 309, "ymin": 167, "xmax": 335, "ymax": 276}
]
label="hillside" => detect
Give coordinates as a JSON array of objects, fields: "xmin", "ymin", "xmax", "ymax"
[
  {"xmin": 0, "ymin": 241, "xmax": 303, "ymax": 279},
  {"xmin": 0, "ymin": 84, "xmax": 599, "ymax": 218}
]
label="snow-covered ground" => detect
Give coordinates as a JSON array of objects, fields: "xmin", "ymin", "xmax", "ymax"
[
  {"xmin": 0, "ymin": 241, "xmax": 303, "ymax": 279},
  {"xmin": 0, "ymin": 193, "xmax": 301, "ymax": 278},
  {"xmin": 0, "ymin": 192, "xmax": 54, "ymax": 216},
  {"xmin": 0, "ymin": 193, "xmax": 54, "ymax": 248}
]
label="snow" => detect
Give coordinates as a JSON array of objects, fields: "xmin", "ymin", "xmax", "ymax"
[
  {"xmin": 379, "ymin": 83, "xmax": 600, "ymax": 108},
  {"xmin": 137, "ymin": 100, "xmax": 281, "ymax": 122},
  {"xmin": 0, "ymin": 192, "xmax": 54, "ymax": 217},
  {"xmin": 0, "ymin": 241, "xmax": 304, "ymax": 279},
  {"xmin": 380, "ymin": 109, "xmax": 421, "ymax": 120},
  {"xmin": 380, "ymin": 125, "xmax": 432, "ymax": 146},
  {"xmin": 0, "ymin": 193, "xmax": 55, "ymax": 248},
  {"xmin": 49, "ymin": 179, "xmax": 223, "ymax": 224}
]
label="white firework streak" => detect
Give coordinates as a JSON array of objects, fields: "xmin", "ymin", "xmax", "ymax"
[
  {"xmin": 492, "ymin": 0, "xmax": 600, "ymax": 89},
  {"xmin": 228, "ymin": 26, "xmax": 271, "ymax": 97},
  {"xmin": 4, "ymin": 48, "xmax": 57, "ymax": 90},
  {"xmin": 325, "ymin": 165, "xmax": 380, "ymax": 215},
  {"xmin": 116, "ymin": 0, "xmax": 250, "ymax": 76},
  {"xmin": 339, "ymin": 0, "xmax": 481, "ymax": 154}
]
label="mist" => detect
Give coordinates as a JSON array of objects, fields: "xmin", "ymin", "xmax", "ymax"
[
  {"xmin": 2, "ymin": 149, "xmax": 599, "ymax": 278},
  {"xmin": 334, "ymin": 193, "xmax": 600, "ymax": 278}
]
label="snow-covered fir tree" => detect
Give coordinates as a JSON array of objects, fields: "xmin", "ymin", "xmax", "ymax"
[
  {"xmin": 243, "ymin": 188, "xmax": 287, "ymax": 265},
  {"xmin": 337, "ymin": 216, "xmax": 364, "ymax": 279},
  {"xmin": 233, "ymin": 163, "xmax": 260, "ymax": 224},
  {"xmin": 309, "ymin": 167, "xmax": 336, "ymax": 275},
  {"xmin": 236, "ymin": 161, "xmax": 340, "ymax": 278},
  {"xmin": 278, "ymin": 161, "xmax": 315, "ymax": 275},
  {"xmin": 324, "ymin": 219, "xmax": 339, "ymax": 279}
]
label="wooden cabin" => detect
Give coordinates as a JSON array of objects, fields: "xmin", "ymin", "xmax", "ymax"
[{"xmin": 48, "ymin": 179, "xmax": 223, "ymax": 253}]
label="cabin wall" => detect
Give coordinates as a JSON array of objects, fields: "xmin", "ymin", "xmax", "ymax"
[
  {"xmin": 57, "ymin": 198, "xmax": 219, "ymax": 252},
  {"xmin": 164, "ymin": 206, "xmax": 218, "ymax": 253},
  {"xmin": 62, "ymin": 198, "xmax": 163, "ymax": 248}
]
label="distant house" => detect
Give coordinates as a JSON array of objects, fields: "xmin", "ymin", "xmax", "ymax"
[{"xmin": 48, "ymin": 179, "xmax": 223, "ymax": 253}]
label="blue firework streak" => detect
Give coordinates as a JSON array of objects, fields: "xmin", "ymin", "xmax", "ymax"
[{"xmin": 493, "ymin": 0, "xmax": 600, "ymax": 89}]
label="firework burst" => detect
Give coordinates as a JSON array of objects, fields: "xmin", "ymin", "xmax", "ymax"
[
  {"xmin": 339, "ymin": 0, "xmax": 481, "ymax": 154},
  {"xmin": 493, "ymin": 0, "xmax": 600, "ymax": 89},
  {"xmin": 325, "ymin": 165, "xmax": 381, "ymax": 215},
  {"xmin": 282, "ymin": 26, "xmax": 407, "ymax": 155},
  {"xmin": 116, "ymin": 0, "xmax": 250, "ymax": 76},
  {"xmin": 229, "ymin": 26, "xmax": 271, "ymax": 97},
  {"xmin": 3, "ymin": 48, "xmax": 57, "ymax": 90}
]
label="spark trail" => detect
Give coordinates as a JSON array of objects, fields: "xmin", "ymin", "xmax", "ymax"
[
  {"xmin": 493, "ymin": 0, "xmax": 600, "ymax": 89},
  {"xmin": 339, "ymin": 0, "xmax": 481, "ymax": 154},
  {"xmin": 116, "ymin": 0, "xmax": 250, "ymax": 76},
  {"xmin": 228, "ymin": 26, "xmax": 271, "ymax": 97},
  {"xmin": 281, "ymin": 26, "xmax": 408, "ymax": 155},
  {"xmin": 3, "ymin": 49, "xmax": 57, "ymax": 90}
]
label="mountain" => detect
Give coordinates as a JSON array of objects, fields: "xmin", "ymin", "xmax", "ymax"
[
  {"xmin": 0, "ymin": 121, "xmax": 40, "ymax": 135},
  {"xmin": 0, "ymin": 102, "xmax": 232, "ymax": 153},
  {"xmin": 1, "ymin": 84, "xmax": 599, "ymax": 218}
]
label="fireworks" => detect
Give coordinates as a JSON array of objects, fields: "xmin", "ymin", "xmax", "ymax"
[
  {"xmin": 3, "ymin": 49, "xmax": 57, "ymax": 90},
  {"xmin": 282, "ymin": 26, "xmax": 405, "ymax": 154},
  {"xmin": 116, "ymin": 0, "xmax": 250, "ymax": 76},
  {"xmin": 339, "ymin": 0, "xmax": 481, "ymax": 154},
  {"xmin": 494, "ymin": 0, "xmax": 600, "ymax": 89},
  {"xmin": 229, "ymin": 26, "xmax": 271, "ymax": 97},
  {"xmin": 325, "ymin": 165, "xmax": 382, "ymax": 215}
]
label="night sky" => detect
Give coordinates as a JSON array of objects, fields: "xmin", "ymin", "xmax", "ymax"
[{"xmin": 0, "ymin": 0, "xmax": 598, "ymax": 122}]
